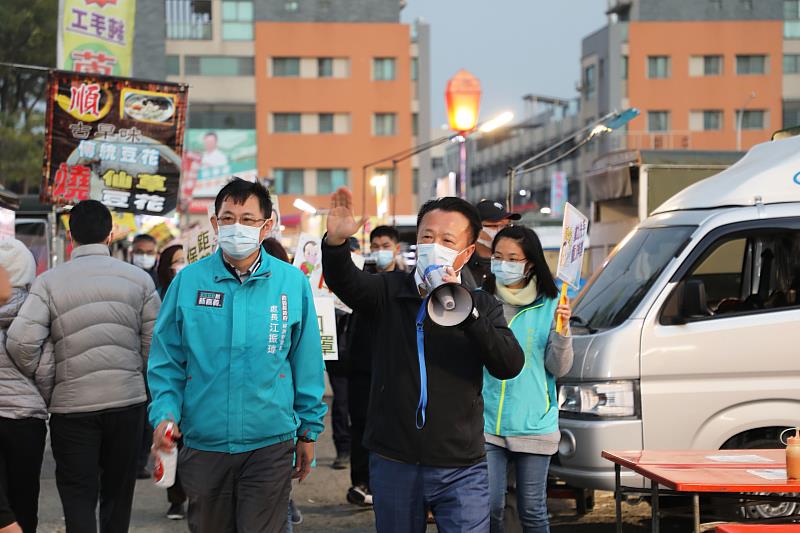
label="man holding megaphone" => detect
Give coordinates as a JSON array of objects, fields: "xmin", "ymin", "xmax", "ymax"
[{"xmin": 322, "ymin": 188, "xmax": 524, "ymax": 533}]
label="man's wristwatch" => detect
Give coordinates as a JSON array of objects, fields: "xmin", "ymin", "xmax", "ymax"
[{"xmin": 297, "ymin": 435, "xmax": 315, "ymax": 443}]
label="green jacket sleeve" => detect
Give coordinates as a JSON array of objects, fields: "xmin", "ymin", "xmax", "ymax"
[
  {"xmin": 147, "ymin": 278, "xmax": 186, "ymax": 428},
  {"xmin": 289, "ymin": 278, "xmax": 328, "ymax": 441}
]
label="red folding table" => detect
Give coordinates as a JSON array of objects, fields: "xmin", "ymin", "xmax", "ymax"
[{"xmin": 602, "ymin": 449, "xmax": 800, "ymax": 533}]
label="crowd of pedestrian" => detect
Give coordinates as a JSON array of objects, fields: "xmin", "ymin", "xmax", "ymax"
[{"xmin": 0, "ymin": 176, "xmax": 572, "ymax": 533}]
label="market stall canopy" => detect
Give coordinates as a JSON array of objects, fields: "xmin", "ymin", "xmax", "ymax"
[{"xmin": 654, "ymin": 135, "xmax": 800, "ymax": 214}]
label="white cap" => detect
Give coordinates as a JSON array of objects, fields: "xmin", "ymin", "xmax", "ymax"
[{"xmin": 0, "ymin": 239, "xmax": 36, "ymax": 288}]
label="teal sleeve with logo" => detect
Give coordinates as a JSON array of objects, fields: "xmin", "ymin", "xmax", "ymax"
[
  {"xmin": 147, "ymin": 274, "xmax": 186, "ymax": 429},
  {"xmin": 289, "ymin": 278, "xmax": 328, "ymax": 441}
]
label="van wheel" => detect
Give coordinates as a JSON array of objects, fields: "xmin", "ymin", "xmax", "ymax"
[{"xmin": 715, "ymin": 433, "xmax": 797, "ymax": 520}]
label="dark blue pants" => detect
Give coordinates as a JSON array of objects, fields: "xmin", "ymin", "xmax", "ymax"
[{"xmin": 370, "ymin": 453, "xmax": 490, "ymax": 533}]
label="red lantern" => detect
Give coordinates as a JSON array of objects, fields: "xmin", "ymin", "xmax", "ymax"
[{"xmin": 445, "ymin": 70, "xmax": 482, "ymax": 133}]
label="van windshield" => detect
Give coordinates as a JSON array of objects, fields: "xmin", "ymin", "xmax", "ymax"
[{"xmin": 572, "ymin": 226, "xmax": 695, "ymax": 331}]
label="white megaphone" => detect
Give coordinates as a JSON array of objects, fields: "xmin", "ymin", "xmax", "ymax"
[{"xmin": 423, "ymin": 266, "xmax": 475, "ymax": 327}]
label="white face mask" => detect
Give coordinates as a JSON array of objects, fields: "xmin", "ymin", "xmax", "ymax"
[
  {"xmin": 217, "ymin": 223, "xmax": 264, "ymax": 260},
  {"xmin": 416, "ymin": 243, "xmax": 466, "ymax": 284},
  {"xmin": 374, "ymin": 250, "xmax": 395, "ymax": 270},
  {"xmin": 132, "ymin": 253, "xmax": 156, "ymax": 270},
  {"xmin": 478, "ymin": 226, "xmax": 499, "ymax": 249},
  {"xmin": 172, "ymin": 263, "xmax": 186, "ymax": 275},
  {"xmin": 491, "ymin": 258, "xmax": 527, "ymax": 287}
]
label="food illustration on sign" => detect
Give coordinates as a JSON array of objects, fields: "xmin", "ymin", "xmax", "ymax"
[{"xmin": 121, "ymin": 89, "xmax": 176, "ymax": 124}]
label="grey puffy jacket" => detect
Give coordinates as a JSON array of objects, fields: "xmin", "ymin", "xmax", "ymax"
[
  {"xmin": 0, "ymin": 288, "xmax": 54, "ymax": 419},
  {"xmin": 6, "ymin": 244, "xmax": 161, "ymax": 414}
]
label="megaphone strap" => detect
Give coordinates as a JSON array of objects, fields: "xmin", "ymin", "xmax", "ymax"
[{"xmin": 415, "ymin": 297, "xmax": 430, "ymax": 430}]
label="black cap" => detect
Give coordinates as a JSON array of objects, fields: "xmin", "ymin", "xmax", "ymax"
[{"xmin": 475, "ymin": 199, "xmax": 521, "ymax": 222}]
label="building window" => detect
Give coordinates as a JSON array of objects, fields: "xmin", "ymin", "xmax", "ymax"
[
  {"xmin": 412, "ymin": 113, "xmax": 419, "ymax": 137},
  {"xmin": 412, "ymin": 168, "xmax": 419, "ymax": 195},
  {"xmin": 784, "ymin": 54, "xmax": 800, "ymax": 74},
  {"xmin": 272, "ymin": 57, "xmax": 300, "ymax": 77},
  {"xmin": 284, "ymin": 1, "xmax": 299, "ymax": 12},
  {"xmin": 786, "ymin": 0, "xmax": 800, "ymax": 39},
  {"xmin": 736, "ymin": 55, "xmax": 767, "ymax": 75},
  {"xmin": 317, "ymin": 169, "xmax": 348, "ymax": 195},
  {"xmin": 689, "ymin": 55, "xmax": 723, "ymax": 76},
  {"xmin": 648, "ymin": 111, "xmax": 670, "ymax": 132},
  {"xmin": 373, "ymin": 58, "xmax": 396, "ymax": 81},
  {"xmin": 647, "ymin": 56, "xmax": 671, "ymax": 78},
  {"xmin": 583, "ymin": 65, "xmax": 596, "ymax": 98},
  {"xmin": 411, "ymin": 58, "xmax": 419, "ymax": 81},
  {"xmin": 273, "ymin": 169, "xmax": 304, "ymax": 194},
  {"xmin": 736, "ymin": 110, "xmax": 766, "ymax": 129},
  {"xmin": 184, "ymin": 56, "xmax": 254, "ymax": 76},
  {"xmin": 318, "ymin": 58, "xmax": 333, "ymax": 78},
  {"xmin": 273, "ymin": 113, "xmax": 301, "ymax": 133},
  {"xmin": 621, "ymin": 55, "xmax": 628, "ymax": 80},
  {"xmin": 166, "ymin": 55, "xmax": 181, "ymax": 76},
  {"xmin": 784, "ymin": 100, "xmax": 800, "ymax": 127},
  {"xmin": 221, "ymin": 0, "xmax": 253, "ymax": 40},
  {"xmin": 188, "ymin": 104, "xmax": 256, "ymax": 129},
  {"xmin": 704, "ymin": 110, "xmax": 723, "ymax": 130},
  {"xmin": 318, "ymin": 113, "xmax": 334, "ymax": 133},
  {"xmin": 166, "ymin": 0, "xmax": 212, "ymax": 40},
  {"xmin": 373, "ymin": 113, "xmax": 397, "ymax": 136}
]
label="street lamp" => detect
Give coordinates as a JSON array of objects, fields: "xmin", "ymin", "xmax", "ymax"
[
  {"xmin": 370, "ymin": 174, "xmax": 389, "ymax": 220},
  {"xmin": 736, "ymin": 91, "xmax": 757, "ymax": 151},
  {"xmin": 445, "ymin": 70, "xmax": 482, "ymax": 198},
  {"xmin": 479, "ymin": 111, "xmax": 514, "ymax": 134},
  {"xmin": 505, "ymin": 108, "xmax": 640, "ymax": 209},
  {"xmin": 293, "ymin": 198, "xmax": 317, "ymax": 215}
]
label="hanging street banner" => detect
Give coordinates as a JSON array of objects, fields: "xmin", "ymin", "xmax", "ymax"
[
  {"xmin": 184, "ymin": 129, "xmax": 258, "ymax": 198},
  {"xmin": 42, "ymin": 70, "xmax": 188, "ymax": 216},
  {"xmin": 58, "ymin": 0, "xmax": 137, "ymax": 77}
]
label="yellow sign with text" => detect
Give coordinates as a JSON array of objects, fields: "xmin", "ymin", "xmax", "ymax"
[{"xmin": 60, "ymin": 0, "xmax": 137, "ymax": 77}]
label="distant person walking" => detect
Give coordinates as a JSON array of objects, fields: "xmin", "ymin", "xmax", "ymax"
[{"xmin": 7, "ymin": 200, "xmax": 161, "ymax": 533}]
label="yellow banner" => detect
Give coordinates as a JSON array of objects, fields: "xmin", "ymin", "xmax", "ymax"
[{"xmin": 60, "ymin": 0, "xmax": 136, "ymax": 77}]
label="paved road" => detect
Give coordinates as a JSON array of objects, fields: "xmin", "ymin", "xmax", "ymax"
[{"xmin": 34, "ymin": 399, "xmax": 663, "ymax": 532}]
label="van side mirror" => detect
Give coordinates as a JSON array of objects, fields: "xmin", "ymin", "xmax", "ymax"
[{"xmin": 681, "ymin": 279, "xmax": 708, "ymax": 319}]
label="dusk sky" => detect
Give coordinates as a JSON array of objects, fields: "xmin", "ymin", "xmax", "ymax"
[{"xmin": 401, "ymin": 1, "xmax": 608, "ymax": 129}]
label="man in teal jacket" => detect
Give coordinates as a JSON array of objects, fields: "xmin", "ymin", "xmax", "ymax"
[{"xmin": 148, "ymin": 179, "xmax": 327, "ymax": 533}]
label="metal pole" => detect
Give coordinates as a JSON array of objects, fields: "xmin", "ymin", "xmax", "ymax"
[
  {"xmin": 459, "ymin": 135, "xmax": 467, "ymax": 199},
  {"xmin": 651, "ymin": 479, "xmax": 660, "ymax": 533},
  {"xmin": 506, "ymin": 167, "xmax": 516, "ymax": 211},
  {"xmin": 361, "ymin": 164, "xmax": 368, "ymax": 246},
  {"xmin": 392, "ymin": 159, "xmax": 398, "ymax": 226},
  {"xmin": 615, "ymin": 464, "xmax": 623, "ymax": 533},
  {"xmin": 49, "ymin": 205, "xmax": 58, "ymax": 268},
  {"xmin": 692, "ymin": 493, "xmax": 700, "ymax": 533},
  {"xmin": 736, "ymin": 109, "xmax": 743, "ymax": 152}
]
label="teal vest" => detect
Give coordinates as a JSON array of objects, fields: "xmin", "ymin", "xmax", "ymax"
[{"xmin": 483, "ymin": 296, "xmax": 559, "ymax": 437}]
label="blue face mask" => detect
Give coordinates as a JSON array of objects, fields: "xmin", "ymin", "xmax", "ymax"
[
  {"xmin": 491, "ymin": 258, "xmax": 528, "ymax": 287},
  {"xmin": 217, "ymin": 223, "xmax": 264, "ymax": 260},
  {"xmin": 374, "ymin": 249, "xmax": 395, "ymax": 269}
]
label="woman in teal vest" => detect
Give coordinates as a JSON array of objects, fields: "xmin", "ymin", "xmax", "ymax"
[{"xmin": 483, "ymin": 225, "xmax": 573, "ymax": 533}]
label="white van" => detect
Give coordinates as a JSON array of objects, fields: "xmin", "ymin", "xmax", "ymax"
[{"xmin": 552, "ymin": 135, "xmax": 800, "ymax": 513}]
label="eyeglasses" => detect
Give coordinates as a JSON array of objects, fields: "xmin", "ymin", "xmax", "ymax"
[{"xmin": 217, "ymin": 215, "xmax": 267, "ymax": 227}]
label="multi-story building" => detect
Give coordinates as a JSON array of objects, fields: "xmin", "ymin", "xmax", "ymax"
[
  {"xmin": 164, "ymin": 0, "xmax": 430, "ymax": 229},
  {"xmin": 453, "ymin": 0, "xmax": 797, "ymax": 225},
  {"xmin": 580, "ymin": 0, "xmax": 794, "ymax": 153}
]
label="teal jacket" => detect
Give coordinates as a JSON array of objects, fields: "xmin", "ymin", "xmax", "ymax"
[
  {"xmin": 483, "ymin": 296, "xmax": 559, "ymax": 437},
  {"xmin": 148, "ymin": 249, "xmax": 327, "ymax": 453}
]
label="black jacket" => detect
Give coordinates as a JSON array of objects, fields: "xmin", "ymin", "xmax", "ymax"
[{"xmin": 322, "ymin": 238, "xmax": 524, "ymax": 467}]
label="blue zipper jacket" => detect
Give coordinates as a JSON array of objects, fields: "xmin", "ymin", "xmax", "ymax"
[
  {"xmin": 483, "ymin": 296, "xmax": 559, "ymax": 437},
  {"xmin": 148, "ymin": 248, "xmax": 327, "ymax": 453}
]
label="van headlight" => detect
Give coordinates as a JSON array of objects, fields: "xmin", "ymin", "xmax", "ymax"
[{"xmin": 558, "ymin": 380, "xmax": 639, "ymax": 418}]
